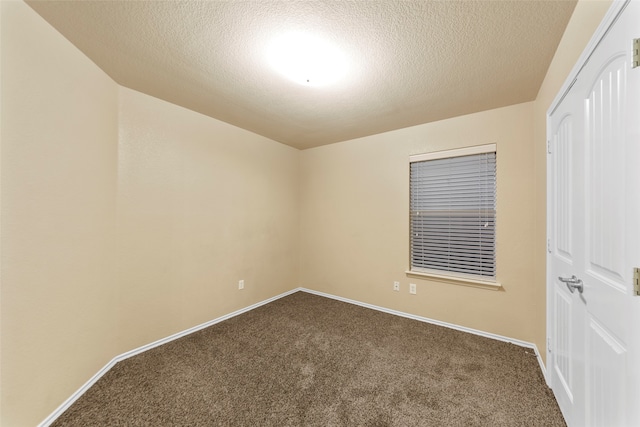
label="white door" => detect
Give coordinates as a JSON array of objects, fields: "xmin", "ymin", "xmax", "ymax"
[{"xmin": 548, "ymin": 1, "xmax": 640, "ymax": 426}]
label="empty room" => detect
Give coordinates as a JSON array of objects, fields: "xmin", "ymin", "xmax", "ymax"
[{"xmin": 2, "ymin": 0, "xmax": 639, "ymax": 426}]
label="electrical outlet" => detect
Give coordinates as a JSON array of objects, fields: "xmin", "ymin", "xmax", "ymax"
[
  {"xmin": 238, "ymin": 279, "xmax": 244, "ymax": 290},
  {"xmin": 393, "ymin": 281, "xmax": 400, "ymax": 291},
  {"xmin": 409, "ymin": 283, "xmax": 417, "ymax": 294}
]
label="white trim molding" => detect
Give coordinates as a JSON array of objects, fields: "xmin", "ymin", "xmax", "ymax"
[{"xmin": 548, "ymin": 0, "xmax": 630, "ymax": 116}]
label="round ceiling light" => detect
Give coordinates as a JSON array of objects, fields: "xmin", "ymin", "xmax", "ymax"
[{"xmin": 267, "ymin": 32, "xmax": 347, "ymax": 87}]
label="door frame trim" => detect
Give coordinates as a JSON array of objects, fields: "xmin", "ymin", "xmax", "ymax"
[{"xmin": 548, "ymin": 0, "xmax": 630, "ymax": 116}]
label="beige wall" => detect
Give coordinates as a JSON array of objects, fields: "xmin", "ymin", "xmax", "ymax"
[
  {"xmin": 532, "ymin": 0, "xmax": 612, "ymax": 359},
  {"xmin": 116, "ymin": 87, "xmax": 299, "ymax": 354},
  {"xmin": 1, "ymin": 1, "xmax": 119, "ymax": 425},
  {"xmin": 300, "ymin": 102, "xmax": 539, "ymax": 341},
  {"xmin": 1, "ymin": 2, "xmax": 299, "ymax": 425}
]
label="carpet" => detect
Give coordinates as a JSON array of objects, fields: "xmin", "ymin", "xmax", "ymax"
[{"xmin": 52, "ymin": 291, "xmax": 565, "ymax": 426}]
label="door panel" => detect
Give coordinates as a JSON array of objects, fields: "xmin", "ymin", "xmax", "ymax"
[
  {"xmin": 548, "ymin": 2, "xmax": 639, "ymax": 426},
  {"xmin": 579, "ymin": 8, "xmax": 636, "ymax": 426},
  {"xmin": 550, "ymin": 86, "xmax": 585, "ymax": 425},
  {"xmin": 582, "ymin": 50, "xmax": 630, "ymax": 383}
]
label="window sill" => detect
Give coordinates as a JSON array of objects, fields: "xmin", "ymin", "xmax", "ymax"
[{"xmin": 405, "ymin": 270, "xmax": 502, "ymax": 291}]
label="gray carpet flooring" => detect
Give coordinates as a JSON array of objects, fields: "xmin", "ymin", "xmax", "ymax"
[{"xmin": 52, "ymin": 291, "xmax": 565, "ymax": 426}]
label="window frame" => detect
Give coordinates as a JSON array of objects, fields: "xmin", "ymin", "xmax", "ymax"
[{"xmin": 406, "ymin": 143, "xmax": 500, "ymax": 289}]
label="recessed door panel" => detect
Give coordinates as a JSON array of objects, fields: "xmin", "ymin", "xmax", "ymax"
[
  {"xmin": 554, "ymin": 286, "xmax": 573, "ymax": 402},
  {"xmin": 554, "ymin": 116, "xmax": 573, "ymax": 262},
  {"xmin": 586, "ymin": 317, "xmax": 626, "ymax": 427},
  {"xmin": 585, "ymin": 55, "xmax": 627, "ymax": 291}
]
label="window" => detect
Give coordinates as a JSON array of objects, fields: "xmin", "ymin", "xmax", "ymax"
[{"xmin": 409, "ymin": 144, "xmax": 496, "ymax": 281}]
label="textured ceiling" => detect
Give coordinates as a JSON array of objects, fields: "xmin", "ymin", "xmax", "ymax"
[{"xmin": 26, "ymin": 1, "xmax": 577, "ymax": 150}]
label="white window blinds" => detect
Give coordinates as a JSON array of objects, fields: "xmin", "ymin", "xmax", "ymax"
[{"xmin": 410, "ymin": 146, "xmax": 496, "ymax": 279}]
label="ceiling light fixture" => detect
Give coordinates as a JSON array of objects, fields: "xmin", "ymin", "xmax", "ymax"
[{"xmin": 267, "ymin": 32, "xmax": 347, "ymax": 87}]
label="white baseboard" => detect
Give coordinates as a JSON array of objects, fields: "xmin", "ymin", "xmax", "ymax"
[
  {"xmin": 40, "ymin": 286, "xmax": 547, "ymax": 426},
  {"xmin": 299, "ymin": 288, "xmax": 547, "ymax": 380},
  {"xmin": 38, "ymin": 287, "xmax": 301, "ymax": 427}
]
